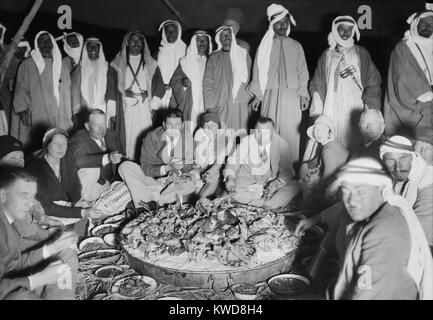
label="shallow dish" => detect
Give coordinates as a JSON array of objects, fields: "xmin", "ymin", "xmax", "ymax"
[
  {"xmin": 111, "ymin": 275, "xmax": 157, "ymax": 299},
  {"xmin": 267, "ymin": 274, "xmax": 310, "ymax": 297},
  {"xmin": 91, "ymin": 223, "xmax": 120, "ymax": 238},
  {"xmin": 104, "ymin": 213, "xmax": 126, "ymax": 225},
  {"xmin": 231, "ymin": 283, "xmax": 258, "ymax": 300},
  {"xmin": 78, "ymin": 237, "xmax": 108, "ymax": 252},
  {"xmin": 94, "ymin": 265, "xmax": 124, "ymax": 281},
  {"xmin": 103, "ymin": 233, "xmax": 120, "ymax": 247},
  {"xmin": 78, "ymin": 249, "xmax": 121, "ymax": 265}
]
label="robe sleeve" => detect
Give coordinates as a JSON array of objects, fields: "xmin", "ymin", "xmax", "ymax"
[
  {"xmin": 169, "ymin": 65, "xmax": 188, "ymax": 111},
  {"xmin": 358, "ymin": 46, "xmax": 382, "ymax": 110},
  {"xmin": 413, "ymin": 185, "xmax": 433, "ymax": 245},
  {"xmin": 309, "ymin": 51, "xmax": 327, "ymax": 103},
  {"xmin": 246, "ymin": 49, "xmax": 264, "ymax": 100},
  {"xmin": 70, "ymin": 67, "xmax": 81, "ymax": 115},
  {"xmin": 13, "ymin": 60, "xmax": 31, "ymax": 114},
  {"xmin": 203, "ymin": 55, "xmax": 217, "ymax": 110},
  {"xmin": 151, "ymin": 67, "xmax": 166, "ymax": 99},
  {"xmin": 387, "ymin": 42, "xmax": 432, "ymax": 126},
  {"xmin": 296, "ymin": 42, "xmax": 310, "ymax": 99}
]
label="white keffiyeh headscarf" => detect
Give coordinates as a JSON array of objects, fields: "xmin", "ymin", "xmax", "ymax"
[
  {"xmin": 31, "ymin": 31, "xmax": 62, "ymax": 105},
  {"xmin": 404, "ymin": 4, "xmax": 433, "ymax": 84},
  {"xmin": 215, "ymin": 26, "xmax": 248, "ymax": 101},
  {"xmin": 336, "ymin": 157, "xmax": 433, "ymax": 300},
  {"xmin": 157, "ymin": 20, "xmax": 187, "ymax": 84},
  {"xmin": 379, "ymin": 135, "xmax": 433, "ymax": 207},
  {"xmin": 62, "ymin": 32, "xmax": 84, "ymax": 66},
  {"xmin": 80, "ymin": 38, "xmax": 108, "ymax": 110},
  {"xmin": 256, "ymin": 3, "xmax": 296, "ymax": 94},
  {"xmin": 328, "ymin": 16, "xmax": 360, "ymax": 49},
  {"xmin": 0, "ymin": 23, "xmax": 6, "ymax": 46},
  {"xmin": 17, "ymin": 40, "xmax": 31, "ymax": 58},
  {"xmin": 180, "ymin": 31, "xmax": 213, "ymax": 130}
]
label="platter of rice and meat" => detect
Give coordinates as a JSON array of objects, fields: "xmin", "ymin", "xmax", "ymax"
[{"xmin": 121, "ymin": 197, "xmax": 300, "ymax": 289}]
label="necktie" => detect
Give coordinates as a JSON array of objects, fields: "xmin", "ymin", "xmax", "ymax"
[
  {"xmin": 259, "ymin": 147, "xmax": 268, "ymax": 163},
  {"xmin": 169, "ymin": 137, "xmax": 175, "ymax": 158},
  {"xmin": 100, "ymin": 139, "xmax": 107, "ymax": 152}
]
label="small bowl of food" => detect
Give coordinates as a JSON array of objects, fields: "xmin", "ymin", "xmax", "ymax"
[
  {"xmin": 94, "ymin": 265, "xmax": 124, "ymax": 281},
  {"xmin": 231, "ymin": 284, "xmax": 258, "ymax": 300},
  {"xmin": 267, "ymin": 274, "xmax": 310, "ymax": 297}
]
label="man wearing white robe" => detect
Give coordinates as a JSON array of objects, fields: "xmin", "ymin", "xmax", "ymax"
[
  {"xmin": 249, "ymin": 4, "xmax": 310, "ymax": 173},
  {"xmin": 309, "ymin": 16, "xmax": 381, "ymax": 151},
  {"xmin": 108, "ymin": 31, "xmax": 158, "ymax": 160},
  {"xmin": 61, "ymin": 32, "xmax": 84, "ymax": 76},
  {"xmin": 71, "ymin": 38, "xmax": 108, "ymax": 115}
]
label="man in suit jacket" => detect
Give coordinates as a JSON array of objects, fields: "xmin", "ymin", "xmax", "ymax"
[
  {"xmin": 224, "ymin": 117, "xmax": 299, "ymax": 210},
  {"xmin": 67, "ymin": 109, "xmax": 123, "ymax": 202},
  {"xmin": 0, "ymin": 167, "xmax": 77, "ymax": 300},
  {"xmin": 119, "ymin": 109, "xmax": 198, "ymax": 207}
]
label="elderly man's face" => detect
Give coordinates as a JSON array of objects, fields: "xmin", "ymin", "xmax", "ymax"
[
  {"xmin": 0, "ymin": 151, "xmax": 25, "ymax": 168},
  {"xmin": 128, "ymin": 33, "xmax": 143, "ymax": 56},
  {"xmin": 273, "ymin": 15, "xmax": 290, "ymax": 37},
  {"xmin": 359, "ymin": 113, "xmax": 384, "ymax": 143},
  {"xmin": 86, "ymin": 41, "xmax": 101, "ymax": 60},
  {"xmin": 196, "ymin": 35, "xmax": 209, "ymax": 56},
  {"xmin": 383, "ymin": 152, "xmax": 412, "ymax": 182},
  {"xmin": 219, "ymin": 28, "xmax": 232, "ymax": 51},
  {"xmin": 85, "ymin": 113, "xmax": 107, "ymax": 140},
  {"xmin": 0, "ymin": 179, "xmax": 37, "ymax": 221},
  {"xmin": 341, "ymin": 181, "xmax": 383, "ymax": 222},
  {"xmin": 164, "ymin": 24, "xmax": 179, "ymax": 43},
  {"xmin": 223, "ymin": 19, "xmax": 240, "ymax": 35},
  {"xmin": 66, "ymin": 34, "xmax": 80, "ymax": 48},
  {"xmin": 418, "ymin": 16, "xmax": 433, "ymax": 38},
  {"xmin": 37, "ymin": 33, "xmax": 53, "ymax": 58},
  {"xmin": 337, "ymin": 24, "xmax": 354, "ymax": 41},
  {"xmin": 415, "ymin": 140, "xmax": 433, "ymax": 165}
]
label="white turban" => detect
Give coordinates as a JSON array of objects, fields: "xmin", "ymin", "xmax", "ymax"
[
  {"xmin": 255, "ymin": 4, "xmax": 296, "ymax": 94},
  {"xmin": 328, "ymin": 15, "xmax": 360, "ymax": 49}
]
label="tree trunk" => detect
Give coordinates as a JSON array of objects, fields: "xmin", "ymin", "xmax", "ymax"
[{"xmin": 0, "ymin": 0, "xmax": 44, "ymax": 88}]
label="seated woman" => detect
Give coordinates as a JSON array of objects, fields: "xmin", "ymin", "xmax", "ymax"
[
  {"xmin": 194, "ymin": 110, "xmax": 232, "ymax": 199},
  {"xmin": 26, "ymin": 128, "xmax": 104, "ymax": 226},
  {"xmin": 300, "ymin": 115, "xmax": 349, "ymax": 209}
]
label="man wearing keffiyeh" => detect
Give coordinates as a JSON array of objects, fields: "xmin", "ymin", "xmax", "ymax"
[
  {"xmin": 203, "ymin": 25, "xmax": 251, "ymax": 132},
  {"xmin": 309, "ymin": 15, "xmax": 381, "ymax": 152},
  {"xmin": 325, "ymin": 157, "xmax": 433, "ymax": 300},
  {"xmin": 11, "ymin": 31, "xmax": 73, "ymax": 151},
  {"xmin": 108, "ymin": 30, "xmax": 158, "ymax": 160},
  {"xmin": 151, "ymin": 20, "xmax": 186, "ymax": 112},
  {"xmin": 248, "ymin": 3, "xmax": 309, "ymax": 173},
  {"xmin": 379, "ymin": 135, "xmax": 433, "ymax": 247},
  {"xmin": 170, "ymin": 30, "xmax": 212, "ymax": 133},
  {"xmin": 384, "ymin": 3, "xmax": 433, "ymax": 137}
]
